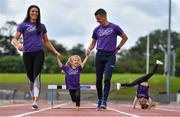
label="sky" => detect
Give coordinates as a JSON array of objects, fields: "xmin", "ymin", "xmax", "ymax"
[{"xmin": 0, "ymin": 0, "xmax": 180, "ymax": 50}]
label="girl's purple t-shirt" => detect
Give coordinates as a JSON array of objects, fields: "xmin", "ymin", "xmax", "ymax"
[
  {"xmin": 136, "ymin": 84, "xmax": 149, "ymax": 99},
  {"xmin": 17, "ymin": 21, "xmax": 47, "ymax": 52},
  {"xmin": 61, "ymin": 65, "xmax": 82, "ymax": 89},
  {"xmin": 92, "ymin": 22, "xmax": 124, "ymax": 51}
]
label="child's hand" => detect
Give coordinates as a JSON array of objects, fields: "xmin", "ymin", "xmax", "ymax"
[
  {"xmin": 55, "ymin": 51, "xmax": 61, "ymax": 60},
  {"xmin": 56, "ymin": 54, "xmax": 62, "ymax": 67},
  {"xmin": 56, "ymin": 54, "xmax": 60, "ymax": 60}
]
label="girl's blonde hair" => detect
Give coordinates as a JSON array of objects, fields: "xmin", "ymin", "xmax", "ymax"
[{"xmin": 66, "ymin": 55, "xmax": 82, "ymax": 66}]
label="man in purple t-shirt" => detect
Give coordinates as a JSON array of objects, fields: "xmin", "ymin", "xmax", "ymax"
[{"xmin": 86, "ymin": 8, "xmax": 128, "ymax": 109}]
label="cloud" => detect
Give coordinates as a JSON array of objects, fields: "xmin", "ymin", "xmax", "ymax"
[{"xmin": 0, "ymin": 0, "xmax": 179, "ymax": 50}]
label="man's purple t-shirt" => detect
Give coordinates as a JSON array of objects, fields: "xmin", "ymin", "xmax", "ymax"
[
  {"xmin": 136, "ymin": 84, "xmax": 149, "ymax": 99},
  {"xmin": 17, "ymin": 21, "xmax": 47, "ymax": 52},
  {"xmin": 61, "ymin": 65, "xmax": 82, "ymax": 89},
  {"xmin": 92, "ymin": 22, "xmax": 124, "ymax": 51}
]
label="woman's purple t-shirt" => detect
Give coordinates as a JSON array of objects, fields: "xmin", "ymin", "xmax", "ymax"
[
  {"xmin": 61, "ymin": 65, "xmax": 82, "ymax": 89},
  {"xmin": 136, "ymin": 84, "xmax": 149, "ymax": 99},
  {"xmin": 17, "ymin": 21, "xmax": 47, "ymax": 52},
  {"xmin": 92, "ymin": 22, "xmax": 124, "ymax": 51}
]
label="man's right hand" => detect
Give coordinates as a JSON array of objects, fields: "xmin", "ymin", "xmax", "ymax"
[{"xmin": 18, "ymin": 44, "xmax": 24, "ymax": 51}]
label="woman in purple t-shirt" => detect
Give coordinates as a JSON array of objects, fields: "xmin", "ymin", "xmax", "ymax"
[
  {"xmin": 56, "ymin": 54, "xmax": 89, "ymax": 110},
  {"xmin": 11, "ymin": 5, "xmax": 61, "ymax": 110},
  {"xmin": 117, "ymin": 60, "xmax": 163, "ymax": 109}
]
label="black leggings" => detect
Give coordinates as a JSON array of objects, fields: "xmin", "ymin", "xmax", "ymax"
[
  {"xmin": 23, "ymin": 50, "xmax": 44, "ymax": 82},
  {"xmin": 121, "ymin": 64, "xmax": 158, "ymax": 87},
  {"xmin": 69, "ymin": 89, "xmax": 80, "ymax": 107}
]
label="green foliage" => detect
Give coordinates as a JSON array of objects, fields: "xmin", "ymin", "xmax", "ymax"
[
  {"xmin": 0, "ymin": 21, "xmax": 19, "ymax": 56},
  {"xmin": 119, "ymin": 29, "xmax": 180, "ymax": 75},
  {"xmin": 0, "ymin": 73, "xmax": 179, "ymax": 94},
  {"xmin": 176, "ymin": 47, "xmax": 180, "ymax": 76},
  {"xmin": 43, "ymin": 55, "xmax": 58, "ymax": 73},
  {"xmin": 1, "ymin": 21, "xmax": 180, "ymax": 74},
  {"xmin": 83, "ymin": 57, "xmax": 96, "ymax": 73},
  {"xmin": 68, "ymin": 43, "xmax": 85, "ymax": 58},
  {"xmin": 0, "ymin": 56, "xmax": 24, "ymax": 73},
  {"xmin": 43, "ymin": 40, "xmax": 68, "ymax": 56}
]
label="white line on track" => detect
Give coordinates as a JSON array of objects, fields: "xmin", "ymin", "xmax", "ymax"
[
  {"xmin": 93, "ymin": 104, "xmax": 140, "ymax": 117},
  {"xmin": 0, "ymin": 104, "xmax": 30, "ymax": 108},
  {"xmin": 120, "ymin": 103, "xmax": 180, "ymax": 112},
  {"xmin": 12, "ymin": 102, "xmax": 70, "ymax": 117},
  {"xmin": 107, "ymin": 107, "xmax": 140, "ymax": 117}
]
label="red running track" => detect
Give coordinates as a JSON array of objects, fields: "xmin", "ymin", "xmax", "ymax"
[{"xmin": 0, "ymin": 100, "xmax": 180, "ymax": 117}]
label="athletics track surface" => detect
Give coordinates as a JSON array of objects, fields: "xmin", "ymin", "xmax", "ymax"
[{"xmin": 0, "ymin": 100, "xmax": 180, "ymax": 117}]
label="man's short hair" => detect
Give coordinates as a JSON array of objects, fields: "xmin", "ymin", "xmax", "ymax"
[{"xmin": 94, "ymin": 8, "xmax": 107, "ymax": 16}]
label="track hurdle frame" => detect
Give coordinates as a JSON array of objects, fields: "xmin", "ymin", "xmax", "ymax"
[{"xmin": 48, "ymin": 85, "xmax": 96, "ymax": 108}]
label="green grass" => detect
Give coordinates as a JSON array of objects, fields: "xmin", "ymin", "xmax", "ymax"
[{"xmin": 0, "ymin": 73, "xmax": 180, "ymax": 95}]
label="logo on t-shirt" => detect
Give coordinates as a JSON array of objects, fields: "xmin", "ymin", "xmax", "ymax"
[
  {"xmin": 98, "ymin": 28, "xmax": 113, "ymax": 37},
  {"xmin": 68, "ymin": 68, "xmax": 79, "ymax": 75},
  {"xmin": 26, "ymin": 24, "xmax": 36, "ymax": 32}
]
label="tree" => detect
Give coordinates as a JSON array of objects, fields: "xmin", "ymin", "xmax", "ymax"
[
  {"xmin": 43, "ymin": 40, "xmax": 68, "ymax": 56},
  {"xmin": 117, "ymin": 29, "xmax": 180, "ymax": 74},
  {"xmin": 68, "ymin": 43, "xmax": 85, "ymax": 58},
  {"xmin": 0, "ymin": 21, "xmax": 19, "ymax": 56}
]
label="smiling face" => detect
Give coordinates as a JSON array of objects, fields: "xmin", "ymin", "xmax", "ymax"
[
  {"xmin": 29, "ymin": 7, "xmax": 39, "ymax": 22},
  {"xmin": 71, "ymin": 56, "xmax": 80, "ymax": 67},
  {"xmin": 139, "ymin": 97, "xmax": 149, "ymax": 109},
  {"xmin": 139, "ymin": 97, "xmax": 147, "ymax": 105},
  {"xmin": 68, "ymin": 55, "xmax": 82, "ymax": 68}
]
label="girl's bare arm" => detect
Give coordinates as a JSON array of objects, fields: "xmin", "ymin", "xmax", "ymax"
[
  {"xmin": 81, "ymin": 56, "xmax": 89, "ymax": 69},
  {"xmin": 132, "ymin": 96, "xmax": 138, "ymax": 109},
  {"xmin": 56, "ymin": 57, "xmax": 63, "ymax": 68}
]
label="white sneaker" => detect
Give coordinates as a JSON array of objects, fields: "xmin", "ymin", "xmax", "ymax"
[
  {"xmin": 117, "ymin": 83, "xmax": 121, "ymax": 90},
  {"xmin": 156, "ymin": 60, "xmax": 163, "ymax": 65},
  {"xmin": 32, "ymin": 101, "xmax": 38, "ymax": 110}
]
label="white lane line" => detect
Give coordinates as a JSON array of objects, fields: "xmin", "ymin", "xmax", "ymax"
[
  {"xmin": 12, "ymin": 102, "xmax": 70, "ymax": 117},
  {"xmin": 107, "ymin": 107, "xmax": 140, "ymax": 117},
  {"xmin": 93, "ymin": 104, "xmax": 140, "ymax": 117},
  {"xmin": 117, "ymin": 103, "xmax": 180, "ymax": 112},
  {"xmin": 0, "ymin": 104, "xmax": 30, "ymax": 108}
]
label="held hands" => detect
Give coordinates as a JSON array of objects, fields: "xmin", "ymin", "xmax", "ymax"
[
  {"xmin": 55, "ymin": 52, "xmax": 62, "ymax": 68},
  {"xmin": 55, "ymin": 51, "xmax": 61, "ymax": 60}
]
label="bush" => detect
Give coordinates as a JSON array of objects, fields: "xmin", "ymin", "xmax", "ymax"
[{"xmin": 0, "ymin": 56, "xmax": 25, "ymax": 73}]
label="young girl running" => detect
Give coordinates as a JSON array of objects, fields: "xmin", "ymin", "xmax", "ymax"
[
  {"xmin": 117, "ymin": 60, "xmax": 163, "ymax": 109},
  {"xmin": 56, "ymin": 55, "xmax": 89, "ymax": 110}
]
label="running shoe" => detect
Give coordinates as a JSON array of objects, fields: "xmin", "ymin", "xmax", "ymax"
[
  {"xmin": 96, "ymin": 100, "xmax": 102, "ymax": 110},
  {"xmin": 117, "ymin": 83, "xmax": 121, "ymax": 90},
  {"xmin": 100, "ymin": 100, "xmax": 107, "ymax": 109},
  {"xmin": 32, "ymin": 101, "xmax": 38, "ymax": 110},
  {"xmin": 156, "ymin": 60, "xmax": 163, "ymax": 65}
]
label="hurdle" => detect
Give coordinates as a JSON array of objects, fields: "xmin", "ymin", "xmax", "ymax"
[{"xmin": 48, "ymin": 85, "xmax": 96, "ymax": 108}]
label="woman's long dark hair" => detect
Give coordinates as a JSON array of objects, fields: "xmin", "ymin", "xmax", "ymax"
[{"xmin": 24, "ymin": 5, "xmax": 41, "ymax": 35}]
